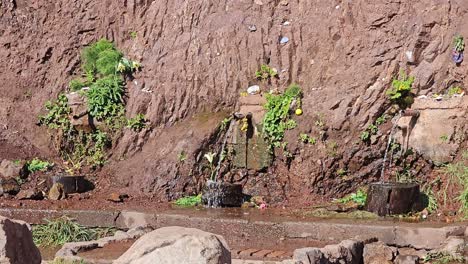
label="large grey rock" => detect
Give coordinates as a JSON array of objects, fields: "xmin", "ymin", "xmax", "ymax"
[
  {"xmin": 0, "ymin": 216, "xmax": 41, "ymax": 263},
  {"xmin": 293, "ymin": 239, "xmax": 363, "ymax": 264},
  {"xmin": 394, "ymin": 255, "xmax": 419, "ymax": 264},
  {"xmin": 114, "ymin": 226, "xmax": 231, "ymax": 264},
  {"xmin": 363, "ymin": 242, "xmax": 396, "ymax": 264},
  {"xmin": 435, "ymin": 236, "xmax": 466, "ymax": 257}
]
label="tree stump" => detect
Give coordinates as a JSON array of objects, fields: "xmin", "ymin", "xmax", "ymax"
[{"xmin": 366, "ymin": 182, "xmax": 420, "ymax": 216}]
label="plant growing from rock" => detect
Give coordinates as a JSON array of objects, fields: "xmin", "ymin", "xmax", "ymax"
[
  {"xmin": 27, "ymin": 158, "xmax": 53, "ymax": 173},
  {"xmin": 386, "ymin": 71, "xmax": 414, "ymax": 109},
  {"xmin": 177, "ymin": 151, "xmax": 187, "ymax": 162},
  {"xmin": 336, "ymin": 189, "xmax": 367, "ymax": 206},
  {"xmin": 255, "ymin": 64, "xmax": 278, "ymax": 81},
  {"xmin": 173, "ymin": 194, "xmax": 202, "ymax": 207},
  {"xmin": 453, "ymin": 35, "xmax": 465, "ymax": 53},
  {"xmin": 262, "ymin": 84, "xmax": 302, "ymax": 150},
  {"xmin": 447, "ymin": 86, "xmax": 463, "ymax": 96},
  {"xmin": 126, "ymin": 113, "xmax": 148, "ymax": 131},
  {"xmin": 38, "ymin": 94, "xmax": 71, "ymax": 130}
]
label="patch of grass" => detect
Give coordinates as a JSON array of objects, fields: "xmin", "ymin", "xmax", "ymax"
[
  {"xmin": 336, "ymin": 189, "xmax": 367, "ymax": 206},
  {"xmin": 423, "ymin": 251, "xmax": 464, "ymax": 263},
  {"xmin": 173, "ymin": 194, "xmax": 202, "ymax": 207},
  {"xmin": 50, "ymin": 258, "xmax": 87, "ymax": 264},
  {"xmin": 33, "ymin": 217, "xmax": 115, "ymax": 247},
  {"xmin": 421, "ymin": 181, "xmax": 439, "ymax": 213},
  {"xmin": 262, "ymin": 84, "xmax": 302, "ymax": 149},
  {"xmin": 255, "ymin": 64, "xmax": 277, "ymax": 81},
  {"xmin": 27, "ymin": 158, "xmax": 53, "ymax": 173},
  {"xmin": 386, "ymin": 70, "xmax": 414, "ymax": 109},
  {"xmin": 442, "ymin": 161, "xmax": 468, "ymax": 218}
]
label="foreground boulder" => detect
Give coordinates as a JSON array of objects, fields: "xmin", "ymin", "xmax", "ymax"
[
  {"xmin": 294, "ymin": 239, "xmax": 364, "ymax": 264},
  {"xmin": 114, "ymin": 226, "xmax": 231, "ymax": 264},
  {"xmin": 0, "ymin": 216, "xmax": 41, "ymax": 263}
]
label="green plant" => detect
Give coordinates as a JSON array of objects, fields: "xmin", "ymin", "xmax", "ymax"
[
  {"xmin": 49, "ymin": 258, "xmax": 87, "ymax": 264},
  {"xmin": 337, "ymin": 189, "xmax": 367, "ymax": 206},
  {"xmin": 453, "ymin": 35, "xmax": 465, "ymax": 53},
  {"xmin": 423, "ymin": 251, "xmax": 464, "ymax": 263},
  {"xmin": 336, "ymin": 168, "xmax": 347, "ymax": 176},
  {"xmin": 69, "ymin": 79, "xmax": 88, "ymax": 91},
  {"xmin": 386, "ymin": 71, "xmax": 414, "ymax": 109},
  {"xmin": 86, "ymin": 75, "xmax": 124, "ymax": 120},
  {"xmin": 396, "ymin": 166, "xmax": 414, "ymax": 183},
  {"xmin": 447, "ymin": 86, "xmax": 463, "ymax": 96},
  {"xmin": 360, "ymin": 131, "xmax": 370, "ymax": 141},
  {"xmin": 129, "ymin": 31, "xmax": 137, "ymax": 39},
  {"xmin": 127, "ymin": 114, "xmax": 147, "ymax": 131},
  {"xmin": 375, "ymin": 114, "xmax": 387, "ymax": 125},
  {"xmin": 204, "ymin": 152, "xmax": 217, "ymax": 181},
  {"xmin": 421, "ymin": 183, "xmax": 438, "ymax": 214},
  {"xmin": 442, "ymin": 161, "xmax": 468, "ymax": 218},
  {"xmin": 440, "ymin": 134, "xmax": 449, "ymax": 142},
  {"xmin": 262, "ymin": 84, "xmax": 302, "ymax": 149},
  {"xmin": 177, "ymin": 151, "xmax": 187, "ymax": 162},
  {"xmin": 82, "ymin": 39, "xmax": 123, "ymax": 77},
  {"xmin": 327, "ymin": 141, "xmax": 339, "ymax": 157},
  {"xmin": 32, "ymin": 216, "xmax": 114, "ymax": 247},
  {"xmin": 173, "ymin": 194, "xmax": 202, "ymax": 207},
  {"xmin": 38, "ymin": 94, "xmax": 71, "ymax": 130},
  {"xmin": 255, "ymin": 64, "xmax": 277, "ymax": 81},
  {"xmin": 27, "ymin": 158, "xmax": 53, "ymax": 173},
  {"xmin": 220, "ymin": 117, "xmax": 232, "ymax": 131}
]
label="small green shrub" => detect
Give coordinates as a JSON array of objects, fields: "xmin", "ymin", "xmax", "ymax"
[
  {"xmin": 177, "ymin": 151, "xmax": 187, "ymax": 162},
  {"xmin": 86, "ymin": 76, "xmax": 124, "ymax": 120},
  {"xmin": 129, "ymin": 31, "xmax": 137, "ymax": 39},
  {"xmin": 69, "ymin": 79, "xmax": 88, "ymax": 91},
  {"xmin": 38, "ymin": 94, "xmax": 71, "ymax": 130},
  {"xmin": 173, "ymin": 194, "xmax": 202, "ymax": 207},
  {"xmin": 337, "ymin": 189, "xmax": 367, "ymax": 206},
  {"xmin": 447, "ymin": 86, "xmax": 463, "ymax": 96},
  {"xmin": 336, "ymin": 168, "xmax": 347, "ymax": 176},
  {"xmin": 262, "ymin": 84, "xmax": 302, "ymax": 149},
  {"xmin": 27, "ymin": 158, "xmax": 53, "ymax": 173},
  {"xmin": 453, "ymin": 35, "xmax": 465, "ymax": 52},
  {"xmin": 126, "ymin": 114, "xmax": 147, "ymax": 131},
  {"xmin": 82, "ymin": 39, "xmax": 122, "ymax": 77},
  {"xmin": 386, "ymin": 71, "xmax": 414, "ymax": 109},
  {"xmin": 440, "ymin": 134, "xmax": 449, "ymax": 142},
  {"xmin": 255, "ymin": 64, "xmax": 277, "ymax": 81},
  {"xmin": 360, "ymin": 131, "xmax": 370, "ymax": 141},
  {"xmin": 32, "ymin": 216, "xmax": 114, "ymax": 247}
]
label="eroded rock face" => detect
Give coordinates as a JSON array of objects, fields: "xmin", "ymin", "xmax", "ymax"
[
  {"xmin": 115, "ymin": 226, "xmax": 231, "ymax": 264},
  {"xmin": 0, "ymin": 216, "xmax": 42, "ymax": 264},
  {"xmin": 1, "ymin": 0, "xmax": 468, "ymax": 202}
]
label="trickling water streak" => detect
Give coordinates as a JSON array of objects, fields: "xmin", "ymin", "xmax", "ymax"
[
  {"xmin": 380, "ymin": 112, "xmax": 401, "ymax": 182},
  {"xmin": 215, "ymin": 119, "xmax": 233, "ymax": 181}
]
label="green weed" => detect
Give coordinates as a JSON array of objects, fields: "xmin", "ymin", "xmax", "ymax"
[
  {"xmin": 173, "ymin": 194, "xmax": 202, "ymax": 207},
  {"xmin": 262, "ymin": 84, "xmax": 302, "ymax": 149},
  {"xmin": 127, "ymin": 114, "xmax": 147, "ymax": 131},
  {"xmin": 38, "ymin": 94, "xmax": 71, "ymax": 130},
  {"xmin": 255, "ymin": 64, "xmax": 277, "ymax": 81},
  {"xmin": 337, "ymin": 189, "xmax": 367, "ymax": 206},
  {"xmin": 423, "ymin": 251, "xmax": 464, "ymax": 263},
  {"xmin": 442, "ymin": 161, "xmax": 468, "ymax": 218},
  {"xmin": 448, "ymin": 86, "xmax": 463, "ymax": 96},
  {"xmin": 32, "ymin": 216, "xmax": 115, "ymax": 247},
  {"xmin": 129, "ymin": 31, "xmax": 137, "ymax": 39},
  {"xmin": 27, "ymin": 158, "xmax": 53, "ymax": 173},
  {"xmin": 177, "ymin": 151, "xmax": 187, "ymax": 162},
  {"xmin": 386, "ymin": 71, "xmax": 414, "ymax": 109},
  {"xmin": 453, "ymin": 35, "xmax": 465, "ymax": 53}
]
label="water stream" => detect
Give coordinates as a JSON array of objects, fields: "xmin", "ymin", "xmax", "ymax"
[{"xmin": 380, "ymin": 112, "xmax": 401, "ymax": 182}]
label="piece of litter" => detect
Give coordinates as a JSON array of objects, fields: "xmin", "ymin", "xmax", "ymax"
[
  {"xmin": 280, "ymin": 36, "xmax": 289, "ymax": 44},
  {"xmin": 248, "ymin": 25, "xmax": 257, "ymax": 32},
  {"xmin": 283, "ymin": 21, "xmax": 291, "ymax": 26},
  {"xmin": 247, "ymin": 85, "xmax": 260, "ymax": 95}
]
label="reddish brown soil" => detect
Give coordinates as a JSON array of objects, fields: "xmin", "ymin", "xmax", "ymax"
[{"xmin": 1, "ymin": 0, "xmax": 468, "ymax": 208}]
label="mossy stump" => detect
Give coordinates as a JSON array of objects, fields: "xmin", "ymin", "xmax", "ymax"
[{"xmin": 366, "ymin": 182, "xmax": 420, "ymax": 216}]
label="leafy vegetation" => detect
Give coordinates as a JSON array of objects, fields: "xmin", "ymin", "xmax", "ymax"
[
  {"xmin": 442, "ymin": 160, "xmax": 468, "ymax": 218},
  {"xmin": 173, "ymin": 194, "xmax": 202, "ymax": 207},
  {"xmin": 453, "ymin": 35, "xmax": 465, "ymax": 53},
  {"xmin": 220, "ymin": 117, "xmax": 232, "ymax": 131},
  {"xmin": 177, "ymin": 151, "xmax": 187, "ymax": 162},
  {"xmin": 299, "ymin": 133, "xmax": 316, "ymax": 145},
  {"xmin": 447, "ymin": 86, "xmax": 463, "ymax": 96},
  {"xmin": 129, "ymin": 31, "xmax": 137, "ymax": 39},
  {"xmin": 262, "ymin": 84, "xmax": 302, "ymax": 149},
  {"xmin": 336, "ymin": 189, "xmax": 367, "ymax": 206},
  {"xmin": 39, "ymin": 39, "xmax": 140, "ymax": 171},
  {"xmin": 423, "ymin": 251, "xmax": 465, "ymax": 264},
  {"xmin": 255, "ymin": 64, "xmax": 277, "ymax": 81},
  {"xmin": 32, "ymin": 217, "xmax": 114, "ymax": 247},
  {"xmin": 421, "ymin": 181, "xmax": 439, "ymax": 214},
  {"xmin": 360, "ymin": 114, "xmax": 387, "ymax": 142},
  {"xmin": 27, "ymin": 158, "xmax": 53, "ymax": 173},
  {"xmin": 127, "ymin": 114, "xmax": 147, "ymax": 131},
  {"xmin": 386, "ymin": 71, "xmax": 414, "ymax": 109}
]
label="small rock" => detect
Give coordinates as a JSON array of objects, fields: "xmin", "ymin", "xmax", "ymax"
[
  {"xmin": 49, "ymin": 183, "xmax": 65, "ymax": 200},
  {"xmin": 280, "ymin": 0, "xmax": 288, "ymax": 6},
  {"xmin": 0, "ymin": 160, "xmax": 28, "ymax": 179},
  {"xmin": 107, "ymin": 193, "xmax": 129, "ymax": 203},
  {"xmin": 16, "ymin": 188, "xmax": 44, "ymax": 200},
  {"xmin": 248, "ymin": 25, "xmax": 257, "ymax": 32},
  {"xmin": 405, "ymin": 51, "xmax": 415, "ymax": 63},
  {"xmin": 280, "ymin": 36, "xmax": 289, "ymax": 44},
  {"xmin": 363, "ymin": 241, "xmax": 397, "ymax": 264},
  {"xmin": 0, "ymin": 178, "xmax": 20, "ymax": 195},
  {"xmin": 247, "ymin": 85, "xmax": 260, "ymax": 95},
  {"xmin": 394, "ymin": 255, "xmax": 419, "ymax": 264},
  {"xmin": 254, "ymin": 0, "xmax": 263, "ymax": 5}
]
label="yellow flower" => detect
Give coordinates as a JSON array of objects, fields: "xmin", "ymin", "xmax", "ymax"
[{"xmin": 295, "ymin": 108, "xmax": 303, "ymax": 116}]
